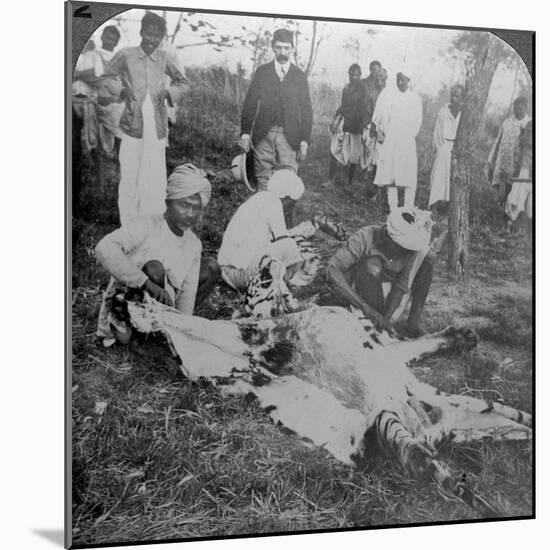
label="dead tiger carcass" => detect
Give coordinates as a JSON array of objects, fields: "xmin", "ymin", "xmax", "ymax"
[
  {"xmin": 128, "ymin": 298, "xmax": 531, "ymax": 517},
  {"xmin": 240, "ymin": 214, "xmax": 348, "ymax": 318}
]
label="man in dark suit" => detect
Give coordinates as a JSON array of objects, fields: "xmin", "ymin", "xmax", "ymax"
[{"xmin": 240, "ymin": 28, "xmax": 313, "ymax": 198}]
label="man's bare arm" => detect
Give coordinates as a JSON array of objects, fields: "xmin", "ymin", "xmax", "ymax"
[
  {"xmin": 383, "ymin": 285, "xmax": 405, "ymax": 321},
  {"xmin": 326, "ymin": 264, "xmax": 389, "ymax": 328}
]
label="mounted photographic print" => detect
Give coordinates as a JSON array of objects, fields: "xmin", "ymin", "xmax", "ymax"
[{"xmin": 66, "ymin": 1, "xmax": 534, "ymax": 547}]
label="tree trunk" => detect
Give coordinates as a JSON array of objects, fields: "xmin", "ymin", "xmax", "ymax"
[
  {"xmin": 293, "ymin": 24, "xmax": 300, "ymax": 67},
  {"xmin": 171, "ymin": 13, "xmax": 184, "ymax": 44},
  {"xmin": 448, "ymin": 33, "xmax": 503, "ymax": 280},
  {"xmin": 304, "ymin": 21, "xmax": 318, "ymax": 77}
]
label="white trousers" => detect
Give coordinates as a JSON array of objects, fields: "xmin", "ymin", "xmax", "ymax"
[
  {"xmin": 118, "ymin": 93, "xmax": 167, "ymax": 225},
  {"xmin": 387, "ymin": 187, "xmax": 415, "ymax": 211}
]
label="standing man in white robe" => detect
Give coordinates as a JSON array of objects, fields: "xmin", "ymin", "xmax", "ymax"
[
  {"xmin": 428, "ymin": 84, "xmax": 465, "ymax": 217},
  {"xmin": 372, "ymin": 68, "xmax": 422, "ymax": 212}
]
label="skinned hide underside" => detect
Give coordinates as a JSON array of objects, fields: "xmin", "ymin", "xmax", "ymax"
[{"xmin": 128, "ymin": 298, "xmax": 531, "ymax": 466}]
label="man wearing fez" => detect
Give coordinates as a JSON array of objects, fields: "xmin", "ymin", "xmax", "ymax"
[
  {"xmin": 240, "ymin": 28, "xmax": 313, "ymax": 200},
  {"xmin": 104, "ymin": 11, "xmax": 189, "ymax": 224}
]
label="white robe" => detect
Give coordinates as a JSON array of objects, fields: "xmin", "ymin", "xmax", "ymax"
[
  {"xmin": 373, "ymin": 87, "xmax": 422, "ymax": 190},
  {"xmin": 118, "ymin": 92, "xmax": 168, "ymax": 225},
  {"xmin": 428, "ymin": 104, "xmax": 461, "ymax": 206}
]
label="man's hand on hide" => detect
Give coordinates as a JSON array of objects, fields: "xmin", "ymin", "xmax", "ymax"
[
  {"xmin": 142, "ymin": 279, "xmax": 174, "ymax": 307},
  {"xmin": 369, "ymin": 311, "xmax": 393, "ymax": 333}
]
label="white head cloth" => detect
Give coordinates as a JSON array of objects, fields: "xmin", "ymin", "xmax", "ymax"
[
  {"xmin": 386, "ymin": 208, "xmax": 432, "ymax": 251},
  {"xmin": 267, "ymin": 169, "xmax": 305, "ymax": 200},
  {"xmin": 396, "ymin": 62, "xmax": 413, "ymax": 81},
  {"xmin": 166, "ymin": 164, "xmax": 212, "ymax": 206}
]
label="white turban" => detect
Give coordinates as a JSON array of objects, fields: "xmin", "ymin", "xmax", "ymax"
[
  {"xmin": 166, "ymin": 164, "xmax": 212, "ymax": 206},
  {"xmin": 396, "ymin": 62, "xmax": 413, "ymax": 80},
  {"xmin": 386, "ymin": 208, "xmax": 432, "ymax": 251},
  {"xmin": 267, "ymin": 169, "xmax": 305, "ymax": 200}
]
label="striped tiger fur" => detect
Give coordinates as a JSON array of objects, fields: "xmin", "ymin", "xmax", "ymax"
[
  {"xmin": 373, "ymin": 410, "xmax": 434, "ymax": 476},
  {"xmin": 243, "ymin": 254, "xmax": 298, "ymax": 318},
  {"xmin": 373, "ymin": 410, "xmax": 500, "ymax": 516},
  {"xmin": 242, "ymin": 214, "xmax": 348, "ymax": 318},
  {"xmin": 127, "ymin": 301, "xmax": 527, "ymax": 517}
]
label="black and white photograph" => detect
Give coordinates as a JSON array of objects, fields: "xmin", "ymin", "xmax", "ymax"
[{"xmin": 67, "ymin": 1, "xmax": 534, "ymax": 547}]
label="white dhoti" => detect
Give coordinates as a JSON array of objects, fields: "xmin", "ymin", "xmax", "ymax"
[
  {"xmin": 360, "ymin": 129, "xmax": 382, "ymax": 170},
  {"xmin": 372, "ymin": 88, "xmax": 422, "ymax": 212},
  {"xmin": 118, "ymin": 92, "xmax": 167, "ymax": 225},
  {"xmin": 332, "ymin": 133, "xmax": 361, "ymax": 166},
  {"xmin": 505, "ymin": 180, "xmax": 532, "ymax": 221},
  {"xmin": 373, "ymin": 90, "xmax": 421, "ymax": 191},
  {"xmin": 429, "ymin": 141, "xmax": 453, "ymax": 206},
  {"xmin": 330, "ymin": 118, "xmax": 362, "ymax": 167},
  {"xmin": 373, "ymin": 131, "xmax": 418, "ymax": 190}
]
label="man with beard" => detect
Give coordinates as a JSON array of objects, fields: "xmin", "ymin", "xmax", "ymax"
[
  {"xmin": 95, "ymin": 164, "xmax": 220, "ymax": 346},
  {"xmin": 240, "ymin": 28, "xmax": 313, "ymax": 203}
]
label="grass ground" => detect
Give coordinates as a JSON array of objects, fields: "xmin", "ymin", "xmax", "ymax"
[{"xmin": 71, "ymin": 117, "xmax": 532, "ymax": 546}]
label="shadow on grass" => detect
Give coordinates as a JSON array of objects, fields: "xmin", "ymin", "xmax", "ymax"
[{"xmin": 468, "ymin": 293, "xmax": 532, "ymax": 350}]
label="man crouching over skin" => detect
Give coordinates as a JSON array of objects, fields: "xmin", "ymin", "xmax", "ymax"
[
  {"xmin": 95, "ymin": 164, "xmax": 220, "ymax": 346},
  {"xmin": 218, "ymin": 169, "xmax": 305, "ymax": 293},
  {"xmin": 326, "ymin": 208, "xmax": 434, "ymax": 337}
]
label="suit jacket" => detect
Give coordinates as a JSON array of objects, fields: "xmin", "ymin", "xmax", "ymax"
[{"xmin": 241, "ymin": 61, "xmax": 313, "ymax": 151}]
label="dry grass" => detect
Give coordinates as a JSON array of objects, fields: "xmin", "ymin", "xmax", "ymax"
[{"xmin": 70, "ymin": 69, "xmax": 533, "ymax": 547}]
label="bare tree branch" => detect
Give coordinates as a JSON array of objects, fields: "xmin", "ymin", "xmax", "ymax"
[
  {"xmin": 171, "ymin": 12, "xmax": 184, "ymax": 44},
  {"xmin": 303, "ymin": 21, "xmax": 317, "ymax": 77}
]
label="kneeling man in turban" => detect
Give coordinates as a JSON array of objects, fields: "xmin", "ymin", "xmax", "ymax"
[
  {"xmin": 95, "ymin": 164, "xmax": 220, "ymax": 346},
  {"xmin": 327, "ymin": 208, "xmax": 433, "ymax": 336}
]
